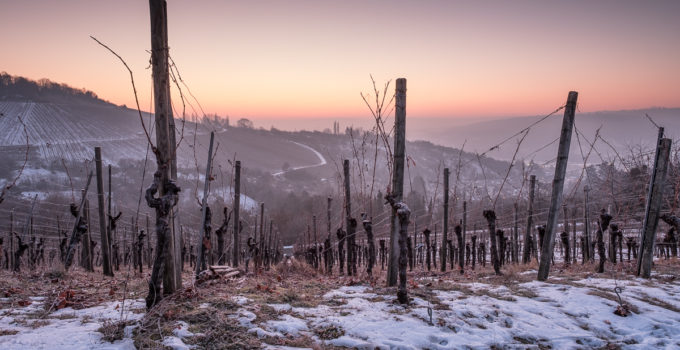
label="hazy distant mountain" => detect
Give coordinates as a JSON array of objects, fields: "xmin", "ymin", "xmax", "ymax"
[{"xmin": 408, "ymin": 108, "xmax": 679, "ymax": 164}]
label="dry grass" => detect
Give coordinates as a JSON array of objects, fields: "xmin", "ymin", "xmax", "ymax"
[
  {"xmin": 98, "ymin": 319, "xmax": 135, "ymax": 343},
  {"xmin": 0, "ymin": 265, "xmax": 148, "ymax": 314}
]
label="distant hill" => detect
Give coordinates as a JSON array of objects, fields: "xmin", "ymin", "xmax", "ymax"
[
  {"xmin": 416, "ymin": 108, "xmax": 680, "ymax": 163},
  {"xmin": 0, "ymin": 74, "xmax": 528, "ymax": 202},
  {"xmin": 0, "ymin": 73, "xmax": 321, "ymax": 173},
  {"xmin": 0, "ymin": 72, "xmax": 114, "ymax": 106}
]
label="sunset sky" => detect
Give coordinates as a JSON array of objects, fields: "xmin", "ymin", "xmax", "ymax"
[{"xmin": 2, "ymin": 0, "xmax": 679, "ymax": 122}]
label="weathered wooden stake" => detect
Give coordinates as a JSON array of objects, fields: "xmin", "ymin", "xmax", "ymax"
[
  {"xmin": 441, "ymin": 167, "xmax": 449, "ymax": 272},
  {"xmin": 537, "ymin": 91, "xmax": 577, "ymax": 281},
  {"xmin": 637, "ymin": 126, "xmax": 666, "ymax": 274},
  {"xmin": 513, "ymin": 202, "xmax": 519, "ymax": 263},
  {"xmin": 232, "ymin": 160, "xmax": 241, "ymax": 266},
  {"xmin": 522, "ymin": 175, "xmax": 536, "ymax": 263},
  {"xmin": 149, "ymin": 0, "xmax": 181, "ymax": 294},
  {"xmin": 95, "ymin": 147, "xmax": 114, "ymax": 277},
  {"xmin": 195, "ymin": 132, "xmax": 214, "ymax": 278},
  {"xmin": 584, "ymin": 186, "xmax": 591, "ymax": 261},
  {"xmin": 387, "ymin": 78, "xmax": 407, "ymax": 287},
  {"xmin": 638, "ymin": 137, "xmax": 672, "ymax": 278}
]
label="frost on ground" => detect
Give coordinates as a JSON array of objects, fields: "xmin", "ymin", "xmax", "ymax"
[{"xmin": 0, "ymin": 298, "xmax": 145, "ymax": 350}]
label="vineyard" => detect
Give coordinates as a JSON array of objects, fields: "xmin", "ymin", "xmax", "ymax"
[{"xmin": 1, "ymin": 1, "xmax": 680, "ymax": 350}]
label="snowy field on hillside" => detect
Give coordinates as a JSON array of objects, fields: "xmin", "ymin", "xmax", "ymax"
[{"xmin": 1, "ymin": 275, "xmax": 678, "ymax": 349}]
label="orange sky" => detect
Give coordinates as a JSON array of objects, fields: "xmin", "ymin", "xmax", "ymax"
[{"xmin": 2, "ymin": 0, "xmax": 679, "ymax": 121}]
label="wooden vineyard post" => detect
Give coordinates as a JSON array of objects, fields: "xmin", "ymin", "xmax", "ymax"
[
  {"xmin": 327, "ymin": 197, "xmax": 332, "ymax": 274},
  {"xmin": 441, "ymin": 167, "xmax": 449, "ymax": 272},
  {"xmin": 537, "ymin": 91, "xmax": 577, "ymax": 281},
  {"xmin": 387, "ymin": 77, "xmax": 407, "ymax": 287},
  {"xmin": 231, "ymin": 160, "xmax": 241, "ymax": 267},
  {"xmin": 523, "ymin": 175, "xmax": 536, "ymax": 263},
  {"xmin": 461, "ymin": 201, "xmax": 467, "ymax": 270},
  {"xmin": 95, "ymin": 147, "xmax": 114, "ymax": 277},
  {"xmin": 343, "ymin": 159, "xmax": 356, "ymax": 276},
  {"xmin": 9, "ymin": 210, "xmax": 14, "ymax": 271},
  {"xmin": 149, "ymin": 0, "xmax": 181, "ymax": 297},
  {"xmin": 584, "ymin": 186, "xmax": 591, "ymax": 261},
  {"xmin": 637, "ymin": 127, "xmax": 666, "ymax": 275},
  {"xmin": 572, "ymin": 208, "xmax": 577, "ymax": 264},
  {"xmin": 195, "ymin": 132, "xmax": 214, "ymax": 278},
  {"xmin": 513, "ymin": 202, "xmax": 519, "ymax": 263},
  {"xmin": 638, "ymin": 137, "xmax": 672, "ymax": 278}
]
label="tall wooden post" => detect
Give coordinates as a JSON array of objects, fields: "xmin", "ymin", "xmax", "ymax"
[
  {"xmin": 149, "ymin": 0, "xmax": 180, "ymax": 293},
  {"xmin": 232, "ymin": 160, "xmax": 241, "ymax": 266},
  {"xmin": 441, "ymin": 168, "xmax": 449, "ymax": 272},
  {"xmin": 571, "ymin": 208, "xmax": 577, "ymax": 264},
  {"xmin": 537, "ymin": 91, "xmax": 577, "ymax": 281},
  {"xmin": 522, "ymin": 175, "xmax": 536, "ymax": 263},
  {"xmin": 637, "ymin": 127, "xmax": 665, "ymax": 275},
  {"xmin": 95, "ymin": 147, "xmax": 113, "ymax": 276},
  {"xmin": 9, "ymin": 210, "xmax": 14, "ymax": 271},
  {"xmin": 343, "ymin": 159, "xmax": 354, "ymax": 276},
  {"xmin": 583, "ymin": 186, "xmax": 591, "ymax": 261},
  {"xmin": 195, "ymin": 132, "xmax": 214, "ymax": 278},
  {"xmin": 387, "ymin": 78, "xmax": 407, "ymax": 287},
  {"xmin": 638, "ymin": 138, "xmax": 672, "ymax": 278},
  {"xmin": 107, "ymin": 165, "xmax": 113, "ymax": 248},
  {"xmin": 513, "ymin": 202, "xmax": 519, "ymax": 263}
]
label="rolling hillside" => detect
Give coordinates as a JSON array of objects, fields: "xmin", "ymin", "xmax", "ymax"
[{"xmin": 0, "ymin": 74, "xmax": 529, "ymax": 203}]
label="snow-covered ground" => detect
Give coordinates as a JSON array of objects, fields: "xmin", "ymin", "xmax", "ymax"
[
  {"xmin": 2, "ymin": 276, "xmax": 678, "ymax": 349},
  {"xmin": 168, "ymin": 277, "xmax": 678, "ymax": 350},
  {"xmin": 0, "ymin": 298, "xmax": 145, "ymax": 350}
]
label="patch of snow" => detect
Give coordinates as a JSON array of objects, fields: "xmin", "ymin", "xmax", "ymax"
[
  {"xmin": 172, "ymin": 320, "xmax": 194, "ymax": 338},
  {"xmin": 247, "ymin": 326, "xmax": 283, "ymax": 338},
  {"xmin": 229, "ymin": 309, "xmax": 256, "ymax": 328},
  {"xmin": 0, "ymin": 299, "xmax": 145, "ymax": 350},
  {"xmin": 264, "ymin": 314, "xmax": 308, "ymax": 336},
  {"xmin": 231, "ymin": 296, "xmax": 252, "ymax": 306},
  {"xmin": 266, "ymin": 279, "xmax": 680, "ymax": 349},
  {"xmin": 162, "ymin": 336, "xmax": 194, "ymax": 350}
]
